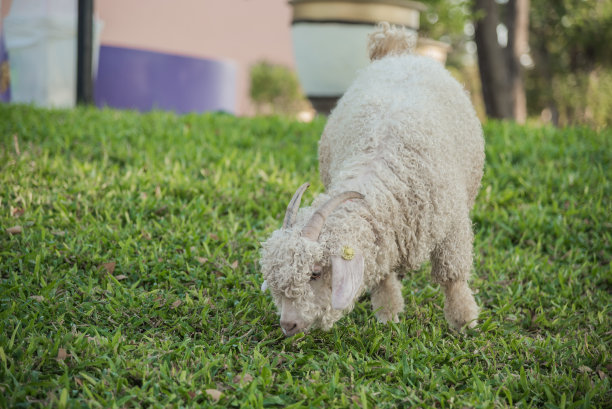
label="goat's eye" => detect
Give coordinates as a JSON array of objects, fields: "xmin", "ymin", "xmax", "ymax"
[
  {"xmin": 310, "ymin": 271, "xmax": 321, "ymax": 281},
  {"xmin": 310, "ymin": 264, "xmax": 322, "ymax": 280}
]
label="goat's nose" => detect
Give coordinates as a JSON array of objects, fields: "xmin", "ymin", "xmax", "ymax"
[{"xmin": 280, "ymin": 320, "xmax": 298, "ymax": 336}]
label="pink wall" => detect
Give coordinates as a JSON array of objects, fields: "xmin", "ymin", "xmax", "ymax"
[
  {"xmin": 96, "ymin": 0, "xmax": 296, "ymax": 115},
  {"xmin": 1, "ymin": 0, "xmax": 296, "ymax": 115}
]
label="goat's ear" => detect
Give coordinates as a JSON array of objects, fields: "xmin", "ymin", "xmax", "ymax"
[{"xmin": 331, "ymin": 254, "xmax": 364, "ymax": 310}]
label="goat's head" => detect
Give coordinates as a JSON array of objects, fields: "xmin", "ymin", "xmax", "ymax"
[{"xmin": 260, "ymin": 183, "xmax": 365, "ymax": 336}]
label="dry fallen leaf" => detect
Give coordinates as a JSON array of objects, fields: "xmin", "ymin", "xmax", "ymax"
[
  {"xmin": 209, "ymin": 233, "xmax": 220, "ymax": 241},
  {"xmin": 57, "ymin": 348, "xmax": 68, "ymax": 361},
  {"xmin": 205, "ymin": 389, "xmax": 222, "ymax": 402},
  {"xmin": 188, "ymin": 390, "xmax": 197, "ymax": 399},
  {"xmin": 11, "ymin": 207, "xmax": 25, "ymax": 217},
  {"xmin": 230, "ymin": 260, "xmax": 238, "ymax": 269},
  {"xmin": 197, "ymin": 257, "xmax": 208, "ymax": 264},
  {"xmin": 115, "ymin": 275, "xmax": 127, "ymax": 280},
  {"xmin": 6, "ymin": 225, "xmax": 22, "ymax": 235},
  {"xmin": 154, "ymin": 205, "xmax": 168, "ymax": 216},
  {"xmin": 171, "ymin": 300, "xmax": 182, "ymax": 309},
  {"xmin": 233, "ymin": 373, "xmax": 254, "ymax": 385},
  {"xmin": 13, "ymin": 133, "xmax": 20, "ymax": 156},
  {"xmin": 30, "ymin": 295, "xmax": 45, "ymax": 302},
  {"xmin": 101, "ymin": 262, "xmax": 116, "ymax": 274},
  {"xmin": 578, "ymin": 365, "xmax": 592, "ymax": 373}
]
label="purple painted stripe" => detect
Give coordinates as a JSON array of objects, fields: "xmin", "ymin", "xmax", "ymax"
[
  {"xmin": 94, "ymin": 45, "xmax": 236, "ymax": 114},
  {"xmin": 0, "ymin": 28, "xmax": 11, "ymax": 103}
]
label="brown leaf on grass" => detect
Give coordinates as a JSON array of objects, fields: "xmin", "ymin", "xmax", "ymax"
[
  {"xmin": 205, "ymin": 389, "xmax": 222, "ymax": 402},
  {"xmin": 209, "ymin": 233, "xmax": 220, "ymax": 241},
  {"xmin": 233, "ymin": 373, "xmax": 254, "ymax": 385},
  {"xmin": 230, "ymin": 260, "xmax": 238, "ymax": 270},
  {"xmin": 57, "ymin": 348, "xmax": 68, "ymax": 360},
  {"xmin": 115, "ymin": 275, "xmax": 128, "ymax": 280},
  {"xmin": 154, "ymin": 205, "xmax": 168, "ymax": 216},
  {"xmin": 101, "ymin": 262, "xmax": 116, "ymax": 274},
  {"xmin": 6, "ymin": 225, "xmax": 22, "ymax": 235},
  {"xmin": 13, "ymin": 133, "xmax": 20, "ymax": 156},
  {"xmin": 75, "ymin": 377, "xmax": 83, "ymax": 386},
  {"xmin": 188, "ymin": 390, "xmax": 197, "ymax": 399},
  {"xmin": 11, "ymin": 207, "xmax": 25, "ymax": 217},
  {"xmin": 30, "ymin": 295, "xmax": 45, "ymax": 302},
  {"xmin": 597, "ymin": 370, "xmax": 607, "ymax": 380},
  {"xmin": 578, "ymin": 365, "xmax": 592, "ymax": 373},
  {"xmin": 171, "ymin": 300, "xmax": 182, "ymax": 309},
  {"xmin": 196, "ymin": 257, "xmax": 209, "ymax": 264}
]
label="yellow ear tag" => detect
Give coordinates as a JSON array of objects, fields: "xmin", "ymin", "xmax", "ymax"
[{"xmin": 341, "ymin": 246, "xmax": 355, "ymax": 261}]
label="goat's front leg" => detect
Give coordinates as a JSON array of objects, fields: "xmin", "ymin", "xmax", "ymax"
[
  {"xmin": 431, "ymin": 217, "xmax": 479, "ymax": 331},
  {"xmin": 371, "ymin": 273, "xmax": 404, "ymax": 323}
]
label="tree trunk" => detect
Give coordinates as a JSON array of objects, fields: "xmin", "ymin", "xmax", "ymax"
[
  {"xmin": 473, "ymin": 0, "xmax": 513, "ymax": 119},
  {"xmin": 506, "ymin": 0, "xmax": 529, "ymax": 123},
  {"xmin": 473, "ymin": 0, "xmax": 529, "ymax": 122}
]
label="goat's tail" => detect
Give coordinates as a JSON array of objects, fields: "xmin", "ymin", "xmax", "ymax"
[{"xmin": 368, "ymin": 22, "xmax": 416, "ymax": 61}]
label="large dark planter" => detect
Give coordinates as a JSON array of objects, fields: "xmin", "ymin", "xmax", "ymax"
[{"xmin": 289, "ymin": 0, "xmax": 425, "ymax": 114}]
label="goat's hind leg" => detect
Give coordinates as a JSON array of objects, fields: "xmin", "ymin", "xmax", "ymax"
[
  {"xmin": 371, "ymin": 273, "xmax": 404, "ymax": 324},
  {"xmin": 431, "ymin": 217, "xmax": 479, "ymax": 331}
]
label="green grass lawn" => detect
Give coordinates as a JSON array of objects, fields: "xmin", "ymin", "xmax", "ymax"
[{"xmin": 0, "ymin": 105, "xmax": 610, "ymax": 408}]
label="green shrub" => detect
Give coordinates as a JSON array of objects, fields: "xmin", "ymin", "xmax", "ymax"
[{"xmin": 249, "ymin": 61, "xmax": 310, "ymax": 116}]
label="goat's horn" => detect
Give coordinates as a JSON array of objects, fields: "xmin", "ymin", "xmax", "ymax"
[
  {"xmin": 282, "ymin": 183, "xmax": 310, "ymax": 229},
  {"xmin": 301, "ymin": 191, "xmax": 364, "ymax": 241}
]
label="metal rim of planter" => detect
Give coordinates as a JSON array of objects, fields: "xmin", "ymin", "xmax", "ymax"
[{"xmin": 290, "ymin": 0, "xmax": 426, "ymax": 29}]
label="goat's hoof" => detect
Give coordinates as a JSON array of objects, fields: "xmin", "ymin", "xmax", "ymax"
[
  {"xmin": 376, "ymin": 312, "xmax": 400, "ymax": 324},
  {"xmin": 444, "ymin": 305, "xmax": 479, "ymax": 332}
]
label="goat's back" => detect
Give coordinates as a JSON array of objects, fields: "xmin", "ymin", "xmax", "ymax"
[{"xmin": 319, "ymin": 54, "xmax": 484, "ymax": 208}]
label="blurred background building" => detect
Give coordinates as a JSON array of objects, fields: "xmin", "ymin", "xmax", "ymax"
[
  {"xmin": 1, "ymin": 0, "xmax": 611, "ymax": 128},
  {"xmin": 1, "ymin": 0, "xmax": 296, "ymax": 115}
]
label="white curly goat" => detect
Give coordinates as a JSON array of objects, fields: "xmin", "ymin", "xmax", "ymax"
[{"xmin": 260, "ymin": 23, "xmax": 485, "ymax": 336}]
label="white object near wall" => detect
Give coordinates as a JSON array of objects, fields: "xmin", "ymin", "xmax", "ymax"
[
  {"xmin": 292, "ymin": 23, "xmax": 374, "ymax": 97},
  {"xmin": 4, "ymin": 0, "xmax": 102, "ymax": 108},
  {"xmin": 288, "ymin": 0, "xmax": 424, "ymax": 114}
]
